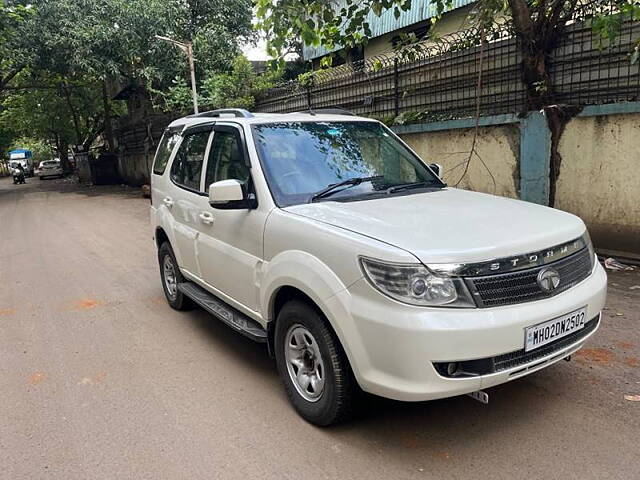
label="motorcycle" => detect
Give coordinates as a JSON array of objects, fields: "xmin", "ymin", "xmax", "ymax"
[{"xmin": 12, "ymin": 168, "xmax": 26, "ymax": 185}]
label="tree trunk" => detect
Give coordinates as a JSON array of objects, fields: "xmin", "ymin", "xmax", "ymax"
[
  {"xmin": 102, "ymin": 81, "xmax": 116, "ymax": 152},
  {"xmin": 61, "ymin": 82, "xmax": 83, "ymax": 146},
  {"xmin": 521, "ymin": 49, "xmax": 551, "ymax": 110},
  {"xmin": 57, "ymin": 140, "xmax": 70, "ymax": 173},
  {"xmin": 517, "ymin": 32, "xmax": 579, "ymax": 207},
  {"xmin": 507, "ymin": 0, "xmax": 583, "ymax": 207}
]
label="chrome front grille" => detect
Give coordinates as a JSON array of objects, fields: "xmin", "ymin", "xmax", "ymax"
[
  {"xmin": 465, "ymin": 248, "xmax": 593, "ymax": 308},
  {"xmin": 492, "ymin": 315, "xmax": 599, "ymax": 372}
]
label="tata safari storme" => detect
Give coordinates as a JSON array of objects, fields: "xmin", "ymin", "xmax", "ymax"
[{"xmin": 150, "ymin": 108, "xmax": 607, "ymax": 425}]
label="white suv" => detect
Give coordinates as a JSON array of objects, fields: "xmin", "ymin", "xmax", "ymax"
[{"xmin": 150, "ymin": 108, "xmax": 607, "ymax": 425}]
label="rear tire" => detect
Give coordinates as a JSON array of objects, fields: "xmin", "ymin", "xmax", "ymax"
[
  {"xmin": 275, "ymin": 300, "xmax": 355, "ymax": 426},
  {"xmin": 158, "ymin": 242, "xmax": 194, "ymax": 311}
]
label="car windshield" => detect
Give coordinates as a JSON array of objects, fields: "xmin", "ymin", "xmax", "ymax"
[
  {"xmin": 251, "ymin": 121, "xmax": 443, "ymax": 206},
  {"xmin": 43, "ymin": 161, "xmax": 58, "ymax": 166}
]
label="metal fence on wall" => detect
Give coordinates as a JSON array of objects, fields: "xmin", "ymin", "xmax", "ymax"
[{"xmin": 255, "ymin": 14, "xmax": 640, "ymax": 120}]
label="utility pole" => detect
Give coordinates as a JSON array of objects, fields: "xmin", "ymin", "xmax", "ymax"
[{"xmin": 155, "ymin": 35, "xmax": 199, "ymax": 114}]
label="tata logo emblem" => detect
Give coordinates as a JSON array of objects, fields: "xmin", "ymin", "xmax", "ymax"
[{"xmin": 537, "ymin": 267, "xmax": 561, "ymax": 293}]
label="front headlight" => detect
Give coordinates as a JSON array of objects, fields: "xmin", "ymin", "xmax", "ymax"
[
  {"xmin": 583, "ymin": 231, "xmax": 597, "ymax": 269},
  {"xmin": 359, "ymin": 257, "xmax": 476, "ymax": 308}
]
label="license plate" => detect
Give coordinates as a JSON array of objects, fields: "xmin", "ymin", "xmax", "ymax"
[{"xmin": 524, "ymin": 307, "xmax": 586, "ymax": 352}]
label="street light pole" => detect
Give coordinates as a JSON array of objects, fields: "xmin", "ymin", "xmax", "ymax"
[
  {"xmin": 185, "ymin": 42, "xmax": 198, "ymax": 115},
  {"xmin": 155, "ymin": 35, "xmax": 199, "ymax": 114}
]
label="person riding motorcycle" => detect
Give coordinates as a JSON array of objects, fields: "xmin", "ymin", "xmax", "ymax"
[{"xmin": 12, "ymin": 163, "xmax": 26, "ymax": 185}]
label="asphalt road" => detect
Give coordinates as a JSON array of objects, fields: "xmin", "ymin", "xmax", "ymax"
[{"xmin": 1, "ymin": 176, "xmax": 638, "ymax": 480}]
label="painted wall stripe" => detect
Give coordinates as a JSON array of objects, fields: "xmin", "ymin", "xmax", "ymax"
[{"xmin": 519, "ymin": 111, "xmax": 551, "ymax": 206}]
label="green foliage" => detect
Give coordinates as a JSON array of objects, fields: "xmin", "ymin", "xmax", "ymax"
[
  {"xmin": 24, "ymin": 0, "xmax": 252, "ymax": 87},
  {"xmin": 0, "ymin": 73, "xmax": 106, "ymax": 157},
  {"xmin": 0, "ymin": 0, "xmax": 255, "ymax": 157},
  {"xmin": 256, "ymin": 0, "xmax": 413, "ymax": 64},
  {"xmin": 0, "ymin": 1, "xmax": 34, "ymax": 90},
  {"xmin": 591, "ymin": 2, "xmax": 640, "ymax": 57},
  {"xmin": 9, "ymin": 137, "xmax": 54, "ymax": 162},
  {"xmin": 202, "ymin": 56, "xmax": 280, "ymax": 110},
  {"xmin": 257, "ymin": 0, "xmax": 639, "ymax": 64},
  {"xmin": 152, "ymin": 56, "xmax": 282, "ymax": 113},
  {"xmin": 150, "ymin": 76, "xmax": 195, "ymax": 114}
]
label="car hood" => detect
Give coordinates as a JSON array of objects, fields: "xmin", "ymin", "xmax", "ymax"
[{"xmin": 283, "ymin": 188, "xmax": 586, "ymax": 264}]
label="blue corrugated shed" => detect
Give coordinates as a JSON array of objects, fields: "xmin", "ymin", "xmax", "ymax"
[{"xmin": 303, "ymin": 0, "xmax": 474, "ymax": 60}]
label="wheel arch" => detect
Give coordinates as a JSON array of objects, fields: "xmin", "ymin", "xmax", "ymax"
[
  {"xmin": 266, "ymin": 284, "xmax": 350, "ymax": 366},
  {"xmin": 155, "ymin": 226, "xmax": 170, "ymax": 250}
]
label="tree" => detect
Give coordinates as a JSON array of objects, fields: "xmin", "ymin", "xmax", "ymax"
[
  {"xmin": 25, "ymin": 0, "xmax": 253, "ymax": 91},
  {"xmin": 0, "ymin": 75, "xmax": 110, "ymax": 162},
  {"xmin": 9, "ymin": 137, "xmax": 55, "ymax": 162},
  {"xmin": 0, "ymin": 1, "xmax": 33, "ymax": 93},
  {"xmin": 153, "ymin": 55, "xmax": 282, "ymax": 113},
  {"xmin": 257, "ymin": 0, "xmax": 640, "ymax": 205},
  {"xmin": 0, "ymin": 0, "xmax": 255, "ymax": 158},
  {"xmin": 202, "ymin": 56, "xmax": 282, "ymax": 110}
]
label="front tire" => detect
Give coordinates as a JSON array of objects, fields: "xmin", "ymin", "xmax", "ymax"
[
  {"xmin": 275, "ymin": 300, "xmax": 355, "ymax": 426},
  {"xmin": 158, "ymin": 242, "xmax": 193, "ymax": 310}
]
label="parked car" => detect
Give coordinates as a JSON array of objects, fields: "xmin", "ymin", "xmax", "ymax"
[
  {"xmin": 150, "ymin": 108, "xmax": 607, "ymax": 426},
  {"xmin": 37, "ymin": 159, "xmax": 63, "ymax": 179}
]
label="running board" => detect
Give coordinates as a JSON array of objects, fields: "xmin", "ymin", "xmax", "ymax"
[{"xmin": 178, "ymin": 282, "xmax": 267, "ymax": 343}]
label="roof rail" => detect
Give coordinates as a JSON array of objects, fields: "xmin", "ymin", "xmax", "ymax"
[
  {"xmin": 292, "ymin": 107, "xmax": 355, "ymax": 116},
  {"xmin": 189, "ymin": 108, "xmax": 255, "ymax": 118}
]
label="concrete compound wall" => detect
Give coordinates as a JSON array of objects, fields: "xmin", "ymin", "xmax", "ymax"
[
  {"xmin": 556, "ymin": 113, "xmax": 640, "ymax": 255},
  {"xmin": 118, "ymin": 150, "xmax": 154, "ymax": 187},
  {"xmin": 113, "ymin": 104, "xmax": 639, "ymax": 255},
  {"xmin": 394, "ymin": 108, "xmax": 640, "ymax": 256},
  {"xmin": 116, "ymin": 114, "xmax": 173, "ymax": 186},
  {"xmin": 401, "ymin": 125, "xmax": 520, "ymax": 198}
]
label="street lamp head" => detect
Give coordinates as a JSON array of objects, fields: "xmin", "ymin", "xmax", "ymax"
[
  {"xmin": 153, "ymin": 35, "xmax": 198, "ymax": 115},
  {"xmin": 154, "ymin": 35, "xmax": 190, "ymax": 51}
]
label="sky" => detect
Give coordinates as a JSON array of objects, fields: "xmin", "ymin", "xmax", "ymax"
[{"xmin": 241, "ymin": 37, "xmax": 270, "ymax": 61}]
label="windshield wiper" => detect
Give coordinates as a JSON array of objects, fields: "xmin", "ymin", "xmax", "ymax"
[
  {"xmin": 311, "ymin": 175, "xmax": 383, "ymax": 202},
  {"xmin": 385, "ymin": 180, "xmax": 443, "ymax": 194}
]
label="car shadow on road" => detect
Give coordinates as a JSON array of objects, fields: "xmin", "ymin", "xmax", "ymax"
[
  {"xmin": 174, "ymin": 298, "xmax": 558, "ymax": 444},
  {"xmin": 177, "ymin": 305, "xmax": 277, "ymax": 378}
]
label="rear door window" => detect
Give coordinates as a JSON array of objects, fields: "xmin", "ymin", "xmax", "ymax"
[
  {"xmin": 153, "ymin": 130, "xmax": 182, "ymax": 175},
  {"xmin": 170, "ymin": 131, "xmax": 211, "ymax": 192}
]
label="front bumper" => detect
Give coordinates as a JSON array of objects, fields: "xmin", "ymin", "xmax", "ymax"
[{"xmin": 327, "ymin": 262, "xmax": 607, "ymax": 402}]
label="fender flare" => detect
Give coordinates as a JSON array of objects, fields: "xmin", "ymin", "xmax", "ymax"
[
  {"xmin": 153, "ymin": 208, "xmax": 184, "ymax": 267},
  {"xmin": 261, "ymin": 250, "xmax": 358, "ymax": 366}
]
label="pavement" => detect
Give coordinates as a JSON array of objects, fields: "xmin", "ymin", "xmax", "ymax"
[{"xmin": 0, "ymin": 176, "xmax": 638, "ymax": 480}]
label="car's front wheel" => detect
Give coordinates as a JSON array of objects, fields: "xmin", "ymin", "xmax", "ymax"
[
  {"xmin": 158, "ymin": 242, "xmax": 193, "ymax": 311},
  {"xmin": 275, "ymin": 300, "xmax": 355, "ymax": 426}
]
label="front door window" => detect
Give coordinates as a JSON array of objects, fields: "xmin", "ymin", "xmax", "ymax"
[{"xmin": 204, "ymin": 130, "xmax": 249, "ymax": 189}]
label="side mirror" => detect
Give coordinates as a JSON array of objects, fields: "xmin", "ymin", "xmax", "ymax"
[
  {"xmin": 209, "ymin": 179, "xmax": 257, "ymax": 210},
  {"xmin": 429, "ymin": 163, "xmax": 443, "ymax": 178}
]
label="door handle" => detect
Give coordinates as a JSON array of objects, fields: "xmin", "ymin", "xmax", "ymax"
[
  {"xmin": 163, "ymin": 197, "xmax": 174, "ymax": 208},
  {"xmin": 199, "ymin": 212, "xmax": 214, "ymax": 225}
]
